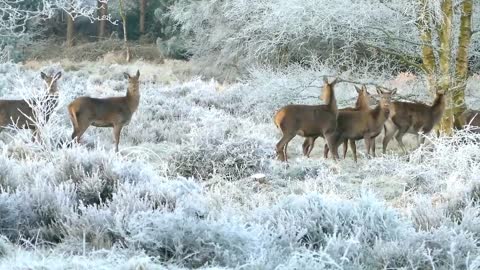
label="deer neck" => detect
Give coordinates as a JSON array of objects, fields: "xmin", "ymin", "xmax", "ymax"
[
  {"xmin": 431, "ymin": 95, "xmax": 446, "ymax": 123},
  {"xmin": 371, "ymin": 105, "xmax": 389, "ymax": 125},
  {"xmin": 355, "ymin": 95, "xmax": 369, "ymax": 111},
  {"xmin": 324, "ymin": 87, "xmax": 337, "ymax": 116},
  {"xmin": 126, "ymin": 84, "xmax": 140, "ymax": 113}
]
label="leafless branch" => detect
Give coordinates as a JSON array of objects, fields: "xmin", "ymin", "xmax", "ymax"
[{"xmin": 362, "ymin": 43, "xmax": 426, "ymax": 72}]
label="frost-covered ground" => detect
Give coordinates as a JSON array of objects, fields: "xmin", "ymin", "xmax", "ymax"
[{"xmin": 1, "ymin": 61, "xmax": 480, "ymax": 269}]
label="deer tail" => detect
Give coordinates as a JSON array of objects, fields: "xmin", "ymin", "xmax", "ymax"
[
  {"xmin": 274, "ymin": 109, "xmax": 285, "ymax": 129},
  {"xmin": 68, "ymin": 104, "xmax": 79, "ymax": 130}
]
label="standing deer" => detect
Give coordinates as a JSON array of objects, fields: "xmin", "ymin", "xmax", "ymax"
[
  {"xmin": 0, "ymin": 71, "xmax": 62, "ymax": 140},
  {"xmin": 382, "ymin": 91, "xmax": 446, "ymax": 154},
  {"xmin": 331, "ymin": 88, "xmax": 395, "ymax": 162},
  {"xmin": 274, "ymin": 77, "xmax": 340, "ymax": 162},
  {"xmin": 68, "ymin": 70, "xmax": 140, "ymax": 152},
  {"xmin": 303, "ymin": 85, "xmax": 373, "ymax": 158}
]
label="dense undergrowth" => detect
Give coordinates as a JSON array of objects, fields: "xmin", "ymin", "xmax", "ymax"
[{"xmin": 0, "ymin": 62, "xmax": 480, "ymax": 269}]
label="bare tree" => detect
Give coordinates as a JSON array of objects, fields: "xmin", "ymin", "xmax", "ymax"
[
  {"xmin": 118, "ymin": 0, "xmax": 130, "ymax": 62},
  {"xmin": 139, "ymin": 0, "xmax": 146, "ymax": 35},
  {"xmin": 172, "ymin": 0, "xmax": 480, "ymax": 133},
  {"xmin": 97, "ymin": 0, "xmax": 108, "ymax": 38}
]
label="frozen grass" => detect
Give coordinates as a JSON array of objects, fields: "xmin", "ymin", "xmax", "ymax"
[{"xmin": 1, "ymin": 61, "xmax": 480, "ymax": 269}]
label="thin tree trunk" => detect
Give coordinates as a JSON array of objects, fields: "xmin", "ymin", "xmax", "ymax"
[
  {"xmin": 66, "ymin": 11, "xmax": 74, "ymax": 47},
  {"xmin": 453, "ymin": 0, "xmax": 473, "ymax": 128},
  {"xmin": 437, "ymin": 0, "xmax": 453, "ymax": 134},
  {"xmin": 416, "ymin": 0, "xmax": 437, "ymax": 94},
  {"xmin": 119, "ymin": 0, "xmax": 131, "ymax": 62},
  {"xmin": 97, "ymin": 1, "xmax": 108, "ymax": 38},
  {"xmin": 139, "ymin": 0, "xmax": 146, "ymax": 35}
]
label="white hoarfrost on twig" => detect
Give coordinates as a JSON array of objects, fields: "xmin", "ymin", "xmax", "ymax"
[{"xmin": 0, "ymin": 62, "xmax": 480, "ymax": 268}]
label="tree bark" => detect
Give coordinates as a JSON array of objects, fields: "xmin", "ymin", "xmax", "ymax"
[
  {"xmin": 437, "ymin": 0, "xmax": 454, "ymax": 134},
  {"xmin": 66, "ymin": 11, "xmax": 74, "ymax": 47},
  {"xmin": 119, "ymin": 0, "xmax": 131, "ymax": 62},
  {"xmin": 453, "ymin": 0, "xmax": 473, "ymax": 128},
  {"xmin": 97, "ymin": 1, "xmax": 108, "ymax": 38},
  {"xmin": 139, "ymin": 0, "xmax": 146, "ymax": 35},
  {"xmin": 416, "ymin": 0, "xmax": 437, "ymax": 94}
]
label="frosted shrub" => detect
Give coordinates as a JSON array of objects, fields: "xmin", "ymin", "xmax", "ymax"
[
  {"xmin": 170, "ymin": 137, "xmax": 273, "ymax": 181},
  {"xmin": 258, "ymin": 194, "xmax": 411, "ymax": 259},
  {"xmin": 0, "ymin": 182, "xmax": 75, "ymax": 243},
  {"xmin": 125, "ymin": 211, "xmax": 260, "ymax": 268},
  {"xmin": 1, "ymin": 62, "xmax": 480, "ymax": 268}
]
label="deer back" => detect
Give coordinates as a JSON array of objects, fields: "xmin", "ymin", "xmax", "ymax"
[
  {"xmin": 390, "ymin": 93, "xmax": 445, "ymax": 133},
  {"xmin": 274, "ymin": 77, "xmax": 339, "ymax": 136}
]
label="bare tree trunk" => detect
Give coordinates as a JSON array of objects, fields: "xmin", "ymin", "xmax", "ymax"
[
  {"xmin": 437, "ymin": 0, "xmax": 453, "ymax": 134},
  {"xmin": 453, "ymin": 0, "xmax": 473, "ymax": 128},
  {"xmin": 119, "ymin": 0, "xmax": 131, "ymax": 62},
  {"xmin": 66, "ymin": 11, "xmax": 74, "ymax": 47},
  {"xmin": 97, "ymin": 0, "xmax": 108, "ymax": 39},
  {"xmin": 139, "ymin": 0, "xmax": 146, "ymax": 35},
  {"xmin": 417, "ymin": 0, "xmax": 437, "ymax": 94}
]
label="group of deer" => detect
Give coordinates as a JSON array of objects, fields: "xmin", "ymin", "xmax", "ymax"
[
  {"xmin": 274, "ymin": 77, "xmax": 449, "ymax": 162},
  {"xmin": 0, "ymin": 70, "xmax": 141, "ymax": 152}
]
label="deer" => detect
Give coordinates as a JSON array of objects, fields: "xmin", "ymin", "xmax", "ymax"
[
  {"xmin": 331, "ymin": 88, "xmax": 396, "ymax": 162},
  {"xmin": 273, "ymin": 77, "xmax": 340, "ymax": 162},
  {"xmin": 382, "ymin": 91, "xmax": 446, "ymax": 154},
  {"xmin": 303, "ymin": 85, "xmax": 373, "ymax": 159},
  {"xmin": 68, "ymin": 70, "xmax": 140, "ymax": 152},
  {"xmin": 0, "ymin": 71, "xmax": 62, "ymax": 140}
]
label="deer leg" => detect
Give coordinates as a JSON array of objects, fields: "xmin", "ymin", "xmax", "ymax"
[
  {"xmin": 276, "ymin": 133, "xmax": 295, "ymax": 162},
  {"xmin": 325, "ymin": 133, "xmax": 339, "ymax": 161},
  {"xmin": 302, "ymin": 138, "xmax": 312, "ymax": 156},
  {"xmin": 302, "ymin": 137, "xmax": 310, "ymax": 156},
  {"xmin": 371, "ymin": 137, "xmax": 376, "ymax": 157},
  {"xmin": 342, "ymin": 139, "xmax": 348, "ymax": 159},
  {"xmin": 323, "ymin": 143, "xmax": 329, "ymax": 159},
  {"xmin": 382, "ymin": 126, "xmax": 396, "ymax": 154},
  {"xmin": 349, "ymin": 139, "xmax": 357, "ymax": 163},
  {"xmin": 364, "ymin": 135, "xmax": 372, "ymax": 158},
  {"xmin": 306, "ymin": 137, "xmax": 317, "ymax": 158},
  {"xmin": 303, "ymin": 137, "xmax": 316, "ymax": 158},
  {"xmin": 395, "ymin": 128, "xmax": 408, "ymax": 154},
  {"xmin": 113, "ymin": 124, "xmax": 123, "ymax": 152},
  {"xmin": 71, "ymin": 124, "xmax": 89, "ymax": 144}
]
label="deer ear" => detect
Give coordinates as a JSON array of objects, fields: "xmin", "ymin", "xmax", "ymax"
[
  {"xmin": 391, "ymin": 88, "xmax": 397, "ymax": 95},
  {"xmin": 362, "ymin": 85, "xmax": 367, "ymax": 92},
  {"xmin": 123, "ymin": 72, "xmax": 130, "ymax": 79},
  {"xmin": 40, "ymin": 72, "xmax": 47, "ymax": 80},
  {"xmin": 330, "ymin": 78, "xmax": 338, "ymax": 85},
  {"xmin": 136, "ymin": 70, "xmax": 140, "ymax": 78},
  {"xmin": 54, "ymin": 72, "xmax": 62, "ymax": 80},
  {"xmin": 323, "ymin": 76, "xmax": 328, "ymax": 84},
  {"xmin": 376, "ymin": 87, "xmax": 384, "ymax": 95},
  {"xmin": 354, "ymin": 85, "xmax": 361, "ymax": 94}
]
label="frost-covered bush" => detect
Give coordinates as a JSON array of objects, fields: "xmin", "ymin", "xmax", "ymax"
[
  {"xmin": 170, "ymin": 0, "xmax": 480, "ymax": 80},
  {"xmin": 1, "ymin": 62, "xmax": 480, "ymax": 269},
  {"xmin": 125, "ymin": 212, "xmax": 260, "ymax": 268}
]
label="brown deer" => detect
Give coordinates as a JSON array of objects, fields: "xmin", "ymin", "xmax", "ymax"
[
  {"xmin": 382, "ymin": 91, "xmax": 446, "ymax": 154},
  {"xmin": 274, "ymin": 77, "xmax": 340, "ymax": 162},
  {"xmin": 303, "ymin": 85, "xmax": 373, "ymax": 158},
  {"xmin": 331, "ymin": 88, "xmax": 396, "ymax": 162},
  {"xmin": 0, "ymin": 71, "xmax": 62, "ymax": 140},
  {"xmin": 68, "ymin": 70, "xmax": 140, "ymax": 152}
]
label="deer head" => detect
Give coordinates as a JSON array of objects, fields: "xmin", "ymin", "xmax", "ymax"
[
  {"xmin": 41, "ymin": 71, "xmax": 62, "ymax": 96},
  {"xmin": 376, "ymin": 87, "xmax": 396, "ymax": 114}
]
